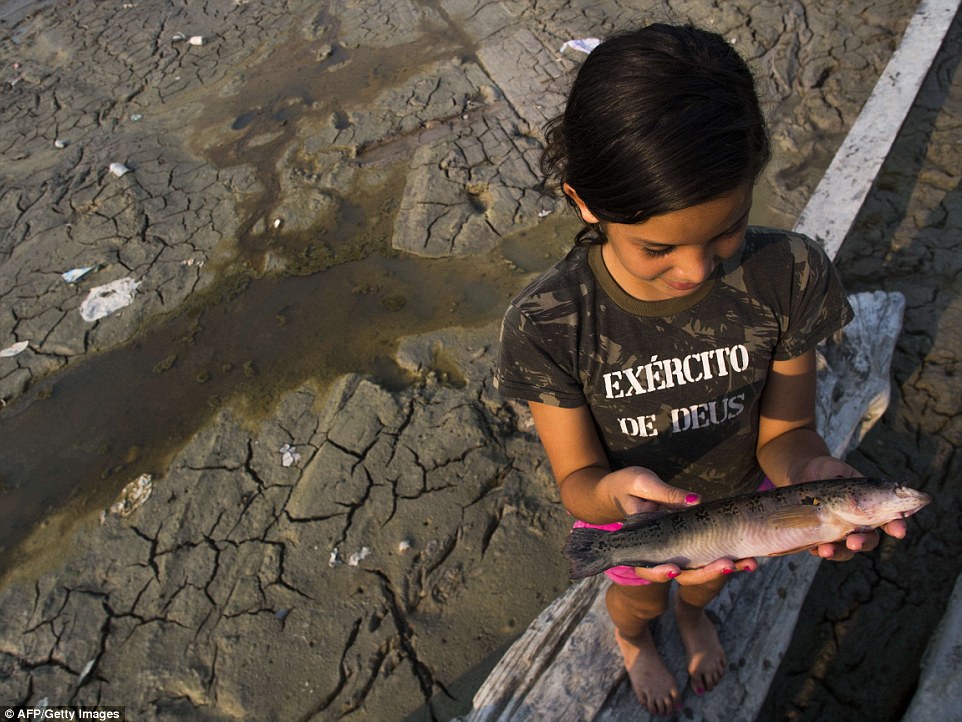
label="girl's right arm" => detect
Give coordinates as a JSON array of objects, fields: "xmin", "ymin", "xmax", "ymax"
[{"xmin": 527, "ymin": 401, "xmax": 757, "ymax": 583}]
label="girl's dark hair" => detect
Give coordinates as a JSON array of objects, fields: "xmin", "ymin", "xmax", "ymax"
[{"xmin": 542, "ymin": 24, "xmax": 770, "ymax": 244}]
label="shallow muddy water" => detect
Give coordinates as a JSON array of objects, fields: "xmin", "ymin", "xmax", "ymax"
[{"xmin": 0, "ymin": 215, "xmax": 577, "ymax": 571}]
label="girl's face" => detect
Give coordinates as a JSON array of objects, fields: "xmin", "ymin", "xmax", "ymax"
[{"xmin": 564, "ymin": 184, "xmax": 753, "ymax": 302}]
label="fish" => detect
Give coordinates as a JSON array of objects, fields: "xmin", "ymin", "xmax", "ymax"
[{"xmin": 563, "ymin": 477, "xmax": 931, "ymax": 579}]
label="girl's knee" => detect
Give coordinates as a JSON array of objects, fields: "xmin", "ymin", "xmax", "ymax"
[{"xmin": 606, "ymin": 581, "xmax": 670, "ymax": 620}]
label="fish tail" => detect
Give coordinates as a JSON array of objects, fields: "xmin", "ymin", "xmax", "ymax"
[{"xmin": 563, "ymin": 528, "xmax": 614, "ymax": 579}]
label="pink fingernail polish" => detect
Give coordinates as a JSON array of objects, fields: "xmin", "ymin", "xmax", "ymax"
[
  {"xmin": 742, "ymin": 566, "xmax": 753, "ymax": 572},
  {"xmin": 722, "ymin": 568, "xmax": 735, "ymax": 575},
  {"xmin": 666, "ymin": 570, "xmax": 680, "ymax": 579},
  {"xmin": 685, "ymin": 493, "xmax": 700, "ymax": 505}
]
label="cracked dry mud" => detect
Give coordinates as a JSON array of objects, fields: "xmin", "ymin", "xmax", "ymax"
[{"xmin": 0, "ymin": 0, "xmax": 958, "ymax": 720}]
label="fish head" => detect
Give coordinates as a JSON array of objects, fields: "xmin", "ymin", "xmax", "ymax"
[{"xmin": 822, "ymin": 479, "xmax": 931, "ymax": 527}]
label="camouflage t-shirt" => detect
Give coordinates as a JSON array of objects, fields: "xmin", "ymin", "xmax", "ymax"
[{"xmin": 494, "ymin": 227, "xmax": 854, "ymax": 500}]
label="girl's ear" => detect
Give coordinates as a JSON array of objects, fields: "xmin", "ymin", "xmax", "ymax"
[{"xmin": 562, "ymin": 183, "xmax": 601, "ymax": 225}]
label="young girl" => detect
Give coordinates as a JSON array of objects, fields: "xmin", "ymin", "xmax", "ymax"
[{"xmin": 494, "ymin": 24, "xmax": 907, "ymax": 715}]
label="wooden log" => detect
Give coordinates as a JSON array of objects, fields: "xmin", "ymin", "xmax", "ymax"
[
  {"xmin": 460, "ymin": 290, "xmax": 906, "ymax": 722},
  {"xmin": 900, "ymin": 570, "xmax": 962, "ymax": 722}
]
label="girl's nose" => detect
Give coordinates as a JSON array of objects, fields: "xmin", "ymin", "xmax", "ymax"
[{"xmin": 676, "ymin": 249, "xmax": 716, "ymax": 284}]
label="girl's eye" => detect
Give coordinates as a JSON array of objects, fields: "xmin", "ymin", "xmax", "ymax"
[{"xmin": 642, "ymin": 246, "xmax": 672, "ymax": 258}]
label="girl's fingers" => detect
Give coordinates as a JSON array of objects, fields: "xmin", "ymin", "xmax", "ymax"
[
  {"xmin": 625, "ymin": 469, "xmax": 700, "ymax": 509},
  {"xmin": 673, "ymin": 558, "xmax": 741, "ymax": 585},
  {"xmin": 633, "ymin": 563, "xmax": 681, "ymax": 584},
  {"xmin": 634, "ymin": 557, "xmax": 758, "ymax": 584},
  {"xmin": 882, "ymin": 518, "xmax": 907, "ymax": 539},
  {"xmin": 846, "ymin": 531, "xmax": 879, "ymax": 553}
]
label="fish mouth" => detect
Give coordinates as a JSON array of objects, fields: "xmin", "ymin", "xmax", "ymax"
[
  {"xmin": 898, "ymin": 491, "xmax": 932, "ymax": 519},
  {"xmin": 894, "ymin": 486, "xmax": 932, "ymax": 519}
]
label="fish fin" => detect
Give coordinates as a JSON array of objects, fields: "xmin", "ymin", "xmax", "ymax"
[
  {"xmin": 563, "ymin": 528, "xmax": 614, "ymax": 579},
  {"xmin": 767, "ymin": 505, "xmax": 822, "ymax": 529},
  {"xmin": 621, "ymin": 510, "xmax": 671, "ymax": 530}
]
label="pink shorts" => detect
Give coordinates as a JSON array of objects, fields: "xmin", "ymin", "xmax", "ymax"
[{"xmin": 576, "ymin": 478, "xmax": 776, "ymax": 586}]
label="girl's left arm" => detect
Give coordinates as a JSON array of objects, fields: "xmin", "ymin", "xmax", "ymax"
[{"xmin": 756, "ymin": 348, "xmax": 906, "ymax": 561}]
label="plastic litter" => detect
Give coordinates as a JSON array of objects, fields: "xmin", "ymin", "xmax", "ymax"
[
  {"xmin": 172, "ymin": 32, "xmax": 186, "ymax": 42},
  {"xmin": 0, "ymin": 340, "xmax": 29, "ymax": 358},
  {"xmin": 62, "ymin": 266, "xmax": 97, "ymax": 283},
  {"xmin": 107, "ymin": 473, "xmax": 153, "ymax": 517},
  {"xmin": 80, "ymin": 277, "xmax": 140, "ymax": 322},
  {"xmin": 347, "ymin": 547, "xmax": 371, "ymax": 567},
  {"xmin": 538, "ymin": 209, "xmax": 552, "ymax": 218},
  {"xmin": 109, "ymin": 162, "xmax": 131, "ymax": 177},
  {"xmin": 54, "ymin": 139, "xmax": 68, "ymax": 149},
  {"xmin": 398, "ymin": 539, "xmax": 412, "ymax": 553},
  {"xmin": 279, "ymin": 443, "xmax": 301, "ymax": 467},
  {"xmin": 329, "ymin": 548, "xmax": 341, "ymax": 567},
  {"xmin": 130, "ymin": 113, "xmax": 143, "ymax": 122},
  {"xmin": 189, "ymin": 35, "xmax": 206, "ymax": 46},
  {"xmin": 78, "ymin": 659, "xmax": 95, "ymax": 684},
  {"xmin": 559, "ymin": 38, "xmax": 601, "ymax": 54}
]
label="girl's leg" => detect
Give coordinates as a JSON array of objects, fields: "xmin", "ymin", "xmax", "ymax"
[
  {"xmin": 605, "ymin": 581, "xmax": 679, "ymax": 715},
  {"xmin": 674, "ymin": 576, "xmax": 728, "ymax": 695}
]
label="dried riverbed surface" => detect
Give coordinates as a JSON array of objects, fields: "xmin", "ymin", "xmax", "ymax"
[{"xmin": 0, "ymin": 0, "xmax": 957, "ymax": 720}]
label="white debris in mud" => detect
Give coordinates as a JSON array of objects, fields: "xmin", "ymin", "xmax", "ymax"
[
  {"xmin": 328, "ymin": 548, "xmax": 340, "ymax": 567},
  {"xmin": 279, "ymin": 443, "xmax": 301, "ymax": 467},
  {"xmin": 78, "ymin": 659, "xmax": 95, "ymax": 684},
  {"xmin": 80, "ymin": 277, "xmax": 141, "ymax": 322},
  {"xmin": 0, "ymin": 340, "xmax": 29, "ymax": 358},
  {"xmin": 62, "ymin": 266, "xmax": 96, "ymax": 283},
  {"xmin": 347, "ymin": 547, "xmax": 371, "ymax": 567},
  {"xmin": 109, "ymin": 162, "xmax": 131, "ymax": 177},
  {"xmin": 398, "ymin": 539, "xmax": 412, "ymax": 553},
  {"xmin": 189, "ymin": 35, "xmax": 206, "ymax": 46},
  {"xmin": 107, "ymin": 473, "xmax": 153, "ymax": 518},
  {"xmin": 559, "ymin": 38, "xmax": 600, "ymax": 54}
]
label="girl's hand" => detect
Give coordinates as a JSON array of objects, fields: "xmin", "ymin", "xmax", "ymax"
[
  {"xmin": 600, "ymin": 467, "xmax": 760, "ymax": 584},
  {"xmin": 600, "ymin": 465, "xmax": 702, "ymax": 517},
  {"xmin": 801, "ymin": 456, "xmax": 907, "ymax": 561},
  {"xmin": 632, "ymin": 557, "xmax": 759, "ymax": 585}
]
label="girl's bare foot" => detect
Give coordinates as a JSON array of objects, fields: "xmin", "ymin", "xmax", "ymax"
[
  {"xmin": 615, "ymin": 626, "xmax": 681, "ymax": 715},
  {"xmin": 673, "ymin": 597, "xmax": 726, "ymax": 695}
]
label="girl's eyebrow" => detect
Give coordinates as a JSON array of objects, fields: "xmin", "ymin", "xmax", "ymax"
[{"xmin": 636, "ymin": 207, "xmax": 752, "ymax": 247}]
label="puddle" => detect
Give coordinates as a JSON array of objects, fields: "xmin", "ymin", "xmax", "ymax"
[{"xmin": 0, "ymin": 215, "xmax": 577, "ymax": 571}]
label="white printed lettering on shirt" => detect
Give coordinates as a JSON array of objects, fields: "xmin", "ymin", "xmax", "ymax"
[{"xmin": 602, "ymin": 344, "xmax": 749, "ymax": 399}]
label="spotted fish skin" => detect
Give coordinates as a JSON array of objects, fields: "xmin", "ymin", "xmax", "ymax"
[{"xmin": 563, "ymin": 477, "xmax": 931, "ymax": 579}]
